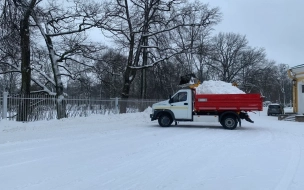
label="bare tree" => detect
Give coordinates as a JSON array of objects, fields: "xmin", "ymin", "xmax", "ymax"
[
  {"xmin": 0, "ymin": 0, "xmax": 40, "ymax": 121},
  {"xmin": 275, "ymin": 63, "xmax": 290, "ymax": 106},
  {"xmin": 99, "ymin": 0, "xmax": 221, "ymax": 112},
  {"xmin": 94, "ymin": 49, "xmax": 126, "ymax": 98},
  {"xmin": 170, "ymin": 3, "xmax": 217, "ymax": 79},
  {"xmin": 31, "ymin": 0, "xmax": 105, "ymax": 119},
  {"xmin": 1, "ymin": 0, "xmax": 108, "ymax": 119},
  {"xmin": 237, "ymin": 60, "xmax": 273, "ymax": 95},
  {"xmin": 208, "ymin": 32, "xmax": 265, "ymax": 83}
]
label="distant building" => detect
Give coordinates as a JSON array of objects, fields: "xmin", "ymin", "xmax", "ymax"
[{"xmin": 288, "ymin": 64, "xmax": 304, "ymax": 114}]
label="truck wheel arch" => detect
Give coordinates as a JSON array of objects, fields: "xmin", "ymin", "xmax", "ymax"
[
  {"xmin": 155, "ymin": 109, "xmax": 175, "ymax": 120},
  {"xmin": 156, "ymin": 109, "xmax": 175, "ymax": 120},
  {"xmin": 219, "ymin": 111, "xmax": 239, "ymax": 121}
]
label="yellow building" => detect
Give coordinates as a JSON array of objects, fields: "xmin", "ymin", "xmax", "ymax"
[{"xmin": 288, "ymin": 64, "xmax": 304, "ymax": 114}]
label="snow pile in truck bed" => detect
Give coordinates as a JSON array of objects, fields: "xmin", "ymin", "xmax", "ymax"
[{"xmin": 196, "ymin": 80, "xmax": 245, "ymax": 94}]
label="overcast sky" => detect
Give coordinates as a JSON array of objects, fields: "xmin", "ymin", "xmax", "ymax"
[{"xmin": 208, "ymin": 0, "xmax": 304, "ymax": 68}]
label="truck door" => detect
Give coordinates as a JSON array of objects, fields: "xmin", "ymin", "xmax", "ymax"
[{"xmin": 170, "ymin": 91, "xmax": 192, "ymax": 120}]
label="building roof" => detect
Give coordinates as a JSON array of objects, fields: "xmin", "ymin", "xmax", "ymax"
[
  {"xmin": 291, "ymin": 64, "xmax": 304, "ymax": 75},
  {"xmin": 291, "ymin": 64, "xmax": 304, "ymax": 69}
]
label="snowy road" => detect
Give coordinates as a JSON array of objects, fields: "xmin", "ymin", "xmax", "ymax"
[{"xmin": 1, "ymin": 109, "xmax": 304, "ymax": 190}]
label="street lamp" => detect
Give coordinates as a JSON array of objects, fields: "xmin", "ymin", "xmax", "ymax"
[
  {"xmin": 276, "ymin": 77, "xmax": 286, "ymax": 107},
  {"xmin": 276, "ymin": 64, "xmax": 289, "ymax": 107},
  {"xmin": 282, "ymin": 86, "xmax": 285, "ymax": 107}
]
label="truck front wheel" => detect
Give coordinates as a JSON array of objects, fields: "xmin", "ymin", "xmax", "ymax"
[
  {"xmin": 221, "ymin": 115, "xmax": 237, "ymax": 130},
  {"xmin": 158, "ymin": 114, "xmax": 173, "ymax": 127}
]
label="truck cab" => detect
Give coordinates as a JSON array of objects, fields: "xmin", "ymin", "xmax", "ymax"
[
  {"xmin": 150, "ymin": 89, "xmax": 193, "ymax": 126},
  {"xmin": 168, "ymin": 89, "xmax": 193, "ymax": 120}
]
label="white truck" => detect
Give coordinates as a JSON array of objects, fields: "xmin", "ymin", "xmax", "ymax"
[{"xmin": 150, "ymin": 76, "xmax": 263, "ymax": 130}]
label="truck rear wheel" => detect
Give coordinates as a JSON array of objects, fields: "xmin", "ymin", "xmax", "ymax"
[
  {"xmin": 158, "ymin": 114, "xmax": 173, "ymax": 127},
  {"xmin": 221, "ymin": 115, "xmax": 237, "ymax": 130}
]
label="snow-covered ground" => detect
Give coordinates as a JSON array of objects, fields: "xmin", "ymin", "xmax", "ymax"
[
  {"xmin": 1, "ymin": 81, "xmax": 302, "ymax": 190},
  {"xmin": 1, "ymin": 106, "xmax": 304, "ymax": 190}
]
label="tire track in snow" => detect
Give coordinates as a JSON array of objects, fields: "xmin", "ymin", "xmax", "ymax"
[
  {"xmin": 0, "ymin": 126, "xmax": 198, "ymax": 190},
  {"xmin": 0, "ymin": 120, "xmax": 150, "ymax": 161},
  {"xmin": 46, "ymin": 127, "xmax": 229, "ymax": 190},
  {"xmin": 3, "ymin": 116, "xmax": 295, "ymax": 190},
  {"xmin": 28, "ymin": 128, "xmax": 205, "ymax": 190},
  {"xmin": 96, "ymin": 128, "xmax": 233, "ymax": 190},
  {"xmin": 274, "ymin": 135, "xmax": 301, "ymax": 190}
]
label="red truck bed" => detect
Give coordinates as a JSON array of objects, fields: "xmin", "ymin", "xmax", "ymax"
[{"xmin": 194, "ymin": 93, "xmax": 263, "ymax": 112}]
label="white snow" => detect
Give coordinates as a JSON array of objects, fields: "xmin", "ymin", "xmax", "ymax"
[
  {"xmin": 1, "ymin": 80, "xmax": 303, "ymax": 190},
  {"xmin": 1, "ymin": 107, "xmax": 304, "ymax": 190},
  {"xmin": 196, "ymin": 80, "xmax": 245, "ymax": 94}
]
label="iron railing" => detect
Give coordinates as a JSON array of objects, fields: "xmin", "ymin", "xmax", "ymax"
[{"xmin": 0, "ymin": 93, "xmax": 162, "ymax": 122}]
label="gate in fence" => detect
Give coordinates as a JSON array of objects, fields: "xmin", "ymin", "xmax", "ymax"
[{"xmin": 1, "ymin": 92, "xmax": 160, "ymax": 122}]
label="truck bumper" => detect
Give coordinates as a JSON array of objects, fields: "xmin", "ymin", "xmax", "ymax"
[
  {"xmin": 150, "ymin": 113, "xmax": 157, "ymax": 121},
  {"xmin": 150, "ymin": 110, "xmax": 162, "ymax": 121}
]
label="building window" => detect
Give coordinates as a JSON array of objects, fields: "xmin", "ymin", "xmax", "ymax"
[{"xmin": 302, "ymin": 85, "xmax": 304, "ymax": 93}]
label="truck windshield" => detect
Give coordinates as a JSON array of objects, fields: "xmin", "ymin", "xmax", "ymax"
[{"xmin": 269, "ymin": 105, "xmax": 281, "ymax": 109}]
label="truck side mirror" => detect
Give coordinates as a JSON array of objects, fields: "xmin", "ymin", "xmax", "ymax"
[{"xmin": 169, "ymin": 95, "xmax": 172, "ymax": 103}]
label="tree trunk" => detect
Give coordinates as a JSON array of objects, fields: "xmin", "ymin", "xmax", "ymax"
[
  {"xmin": 141, "ymin": 36, "xmax": 148, "ymax": 100},
  {"xmin": 120, "ymin": 68, "xmax": 131, "ymax": 113},
  {"xmin": 120, "ymin": 32, "xmax": 136, "ymax": 113},
  {"xmin": 140, "ymin": 69, "xmax": 147, "ymax": 99},
  {"xmin": 17, "ymin": 19, "xmax": 31, "ymax": 121},
  {"xmin": 45, "ymin": 35, "xmax": 67, "ymax": 119},
  {"xmin": 54, "ymin": 81, "xmax": 66, "ymax": 119},
  {"xmin": 140, "ymin": 13, "xmax": 149, "ymax": 99},
  {"xmin": 120, "ymin": 66, "xmax": 136, "ymax": 113},
  {"xmin": 56, "ymin": 94, "xmax": 67, "ymax": 119}
]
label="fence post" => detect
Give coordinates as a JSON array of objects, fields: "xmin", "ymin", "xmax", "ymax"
[
  {"xmin": 115, "ymin": 97, "xmax": 119, "ymax": 114},
  {"xmin": 2, "ymin": 92, "xmax": 8, "ymax": 120},
  {"xmin": 110, "ymin": 97, "xmax": 121, "ymax": 114}
]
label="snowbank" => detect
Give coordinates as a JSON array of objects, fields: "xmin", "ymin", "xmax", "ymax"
[{"xmin": 196, "ymin": 80, "xmax": 245, "ymax": 94}]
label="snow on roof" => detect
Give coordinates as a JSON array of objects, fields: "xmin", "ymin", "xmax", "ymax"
[
  {"xmin": 291, "ymin": 64, "xmax": 304, "ymax": 69},
  {"xmin": 196, "ymin": 80, "xmax": 245, "ymax": 94},
  {"xmin": 291, "ymin": 64, "xmax": 304, "ymax": 74}
]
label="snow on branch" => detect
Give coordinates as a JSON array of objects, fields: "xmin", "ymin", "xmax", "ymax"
[
  {"xmin": 129, "ymin": 50, "xmax": 184, "ymax": 70},
  {"xmin": 31, "ymin": 77, "xmax": 56, "ymax": 95}
]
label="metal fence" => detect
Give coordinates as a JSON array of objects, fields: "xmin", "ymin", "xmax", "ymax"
[{"xmin": 0, "ymin": 92, "xmax": 162, "ymax": 122}]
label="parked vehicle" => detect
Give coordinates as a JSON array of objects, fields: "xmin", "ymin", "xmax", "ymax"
[
  {"xmin": 263, "ymin": 101, "xmax": 272, "ymax": 107},
  {"xmin": 267, "ymin": 104, "xmax": 284, "ymax": 116},
  {"xmin": 150, "ymin": 75, "xmax": 263, "ymax": 130}
]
